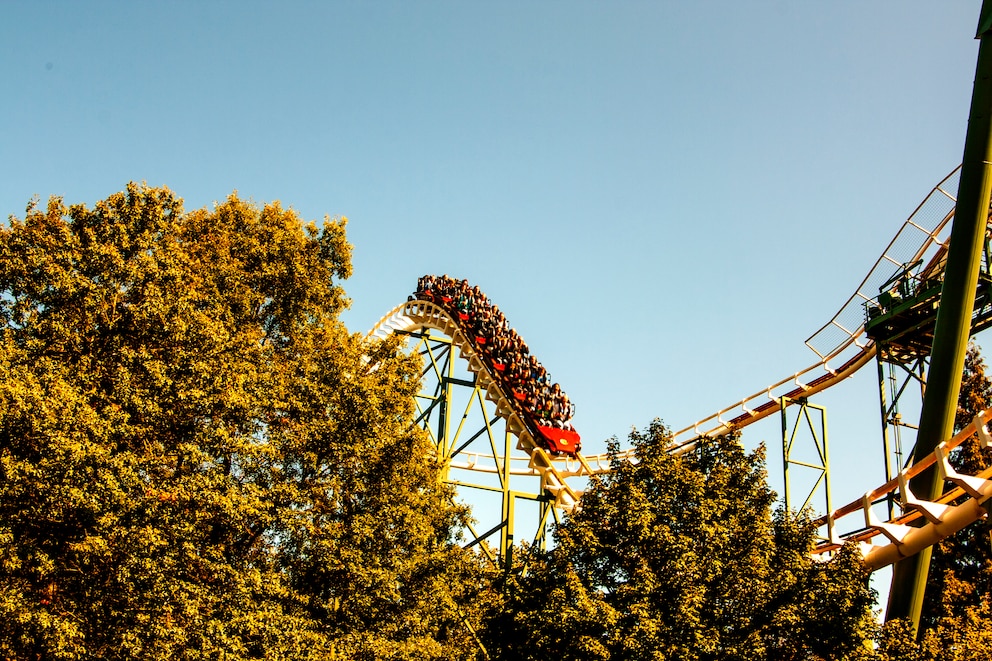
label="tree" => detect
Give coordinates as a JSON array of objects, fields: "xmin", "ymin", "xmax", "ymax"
[
  {"xmin": 481, "ymin": 421, "xmax": 878, "ymax": 660},
  {"xmin": 0, "ymin": 184, "xmax": 486, "ymax": 659}
]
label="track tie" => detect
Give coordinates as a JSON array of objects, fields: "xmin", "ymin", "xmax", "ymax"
[
  {"xmin": 863, "ymin": 493, "xmax": 912, "ymax": 545},
  {"xmin": 936, "ymin": 442, "xmax": 992, "ymax": 499},
  {"xmin": 898, "ymin": 471, "xmax": 953, "ymax": 524}
]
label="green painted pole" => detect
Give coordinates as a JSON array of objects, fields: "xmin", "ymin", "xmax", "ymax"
[
  {"xmin": 885, "ymin": 0, "xmax": 992, "ymax": 633},
  {"xmin": 878, "ymin": 358, "xmax": 896, "ymax": 519}
]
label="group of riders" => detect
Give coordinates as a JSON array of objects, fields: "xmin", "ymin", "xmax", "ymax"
[{"xmin": 412, "ymin": 275, "xmax": 577, "ymax": 437}]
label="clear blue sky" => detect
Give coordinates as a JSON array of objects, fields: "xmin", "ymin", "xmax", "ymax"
[{"xmin": 1, "ymin": 2, "xmax": 985, "ymax": 537}]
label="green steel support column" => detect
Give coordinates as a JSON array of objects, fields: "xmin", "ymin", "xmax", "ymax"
[
  {"xmin": 886, "ymin": 1, "xmax": 992, "ymax": 632},
  {"xmin": 780, "ymin": 397, "xmax": 831, "ymax": 518},
  {"xmin": 504, "ymin": 484, "xmax": 515, "ymax": 571},
  {"xmin": 500, "ymin": 426, "xmax": 514, "ymax": 568},
  {"xmin": 402, "ymin": 323, "xmax": 556, "ymax": 572},
  {"xmin": 438, "ymin": 340, "xmax": 454, "ymax": 460},
  {"xmin": 877, "ymin": 357, "xmax": 897, "ymax": 518},
  {"xmin": 536, "ymin": 498, "xmax": 551, "ymax": 553},
  {"xmin": 781, "ymin": 397, "xmax": 791, "ymax": 509}
]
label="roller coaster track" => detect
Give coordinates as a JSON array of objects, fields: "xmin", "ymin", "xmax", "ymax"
[
  {"xmin": 815, "ymin": 409, "xmax": 992, "ymax": 570},
  {"xmin": 370, "ymin": 299, "xmax": 592, "ymax": 515},
  {"xmin": 369, "ymin": 165, "xmax": 992, "ymax": 570}
]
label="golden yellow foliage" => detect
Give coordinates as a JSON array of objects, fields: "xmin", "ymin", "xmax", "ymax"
[{"xmin": 0, "ymin": 184, "xmax": 486, "ymax": 659}]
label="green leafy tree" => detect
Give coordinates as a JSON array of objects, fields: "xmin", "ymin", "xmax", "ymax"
[
  {"xmin": 0, "ymin": 184, "xmax": 486, "ymax": 659},
  {"xmin": 481, "ymin": 421, "xmax": 878, "ymax": 660}
]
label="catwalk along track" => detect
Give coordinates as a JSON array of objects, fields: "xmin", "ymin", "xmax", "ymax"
[{"xmin": 369, "ymin": 165, "xmax": 992, "ymax": 570}]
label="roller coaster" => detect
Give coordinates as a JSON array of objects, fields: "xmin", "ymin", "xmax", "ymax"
[{"xmin": 369, "ymin": 164, "xmax": 992, "ymax": 573}]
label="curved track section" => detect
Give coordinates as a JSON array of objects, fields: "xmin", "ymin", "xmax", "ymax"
[{"xmin": 370, "ymin": 300, "xmax": 598, "ymax": 513}]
